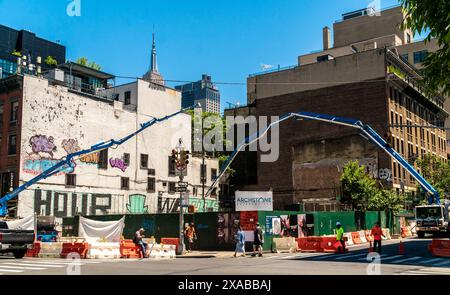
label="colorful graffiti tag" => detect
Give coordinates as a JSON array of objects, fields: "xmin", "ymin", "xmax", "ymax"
[
  {"xmin": 23, "ymin": 158, "xmax": 74, "ymax": 175},
  {"xmin": 109, "ymin": 158, "xmax": 127, "ymax": 172},
  {"xmin": 29, "ymin": 135, "xmax": 57, "ymax": 157},
  {"xmin": 79, "ymin": 152, "xmax": 100, "ymax": 165},
  {"xmin": 61, "ymin": 138, "xmax": 80, "ymax": 154}
]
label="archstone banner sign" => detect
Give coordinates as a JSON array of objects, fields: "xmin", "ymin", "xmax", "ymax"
[{"xmin": 235, "ymin": 191, "xmax": 273, "ymax": 212}]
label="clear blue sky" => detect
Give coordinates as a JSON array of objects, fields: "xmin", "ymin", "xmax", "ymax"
[{"xmin": 1, "ymin": 0, "xmax": 403, "ymax": 110}]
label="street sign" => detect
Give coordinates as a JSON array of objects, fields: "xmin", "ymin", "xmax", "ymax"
[
  {"xmin": 175, "ymin": 187, "xmax": 188, "ymax": 193},
  {"xmin": 178, "ymin": 181, "xmax": 189, "ymax": 187}
]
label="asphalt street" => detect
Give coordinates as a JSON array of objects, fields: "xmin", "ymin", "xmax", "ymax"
[{"xmin": 0, "ymin": 238, "xmax": 448, "ymax": 275}]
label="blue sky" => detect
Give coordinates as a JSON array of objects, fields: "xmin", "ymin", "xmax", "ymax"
[{"xmin": 1, "ymin": 0, "xmax": 403, "ymax": 110}]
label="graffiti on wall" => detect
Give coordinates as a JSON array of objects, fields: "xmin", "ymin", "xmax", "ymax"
[
  {"xmin": 61, "ymin": 138, "xmax": 80, "ymax": 154},
  {"xmin": 23, "ymin": 158, "xmax": 74, "ymax": 175},
  {"xmin": 157, "ymin": 196, "xmax": 180, "ymax": 213},
  {"xmin": 34, "ymin": 189, "xmax": 112, "ymax": 217},
  {"xmin": 29, "ymin": 135, "xmax": 57, "ymax": 157},
  {"xmin": 79, "ymin": 153, "xmax": 100, "ymax": 165},
  {"xmin": 189, "ymin": 198, "xmax": 219, "ymax": 212},
  {"xmin": 109, "ymin": 158, "xmax": 127, "ymax": 172},
  {"xmin": 126, "ymin": 194, "xmax": 148, "ymax": 214}
]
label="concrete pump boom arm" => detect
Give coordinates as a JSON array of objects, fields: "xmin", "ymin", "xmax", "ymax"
[{"xmin": 206, "ymin": 111, "xmax": 440, "ymax": 205}]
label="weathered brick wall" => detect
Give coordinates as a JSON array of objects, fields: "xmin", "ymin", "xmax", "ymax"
[{"xmin": 254, "ymin": 80, "xmax": 389, "ymax": 209}]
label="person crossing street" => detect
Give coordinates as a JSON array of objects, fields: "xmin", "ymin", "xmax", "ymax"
[
  {"xmin": 335, "ymin": 222, "xmax": 345, "ymax": 254},
  {"xmin": 371, "ymin": 222, "xmax": 385, "ymax": 254}
]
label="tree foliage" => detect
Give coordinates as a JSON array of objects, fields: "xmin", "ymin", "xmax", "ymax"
[
  {"xmin": 400, "ymin": 0, "xmax": 450, "ymax": 96},
  {"xmin": 75, "ymin": 57, "xmax": 102, "ymax": 71},
  {"xmin": 341, "ymin": 160, "xmax": 405, "ymax": 212},
  {"xmin": 415, "ymin": 154, "xmax": 450, "ymax": 197},
  {"xmin": 44, "ymin": 56, "xmax": 58, "ymax": 66},
  {"xmin": 340, "ymin": 160, "xmax": 379, "ymax": 210}
]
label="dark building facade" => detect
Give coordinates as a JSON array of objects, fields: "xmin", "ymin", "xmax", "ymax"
[
  {"xmin": 0, "ymin": 24, "xmax": 66, "ymax": 78},
  {"xmin": 176, "ymin": 74, "xmax": 220, "ymax": 113}
]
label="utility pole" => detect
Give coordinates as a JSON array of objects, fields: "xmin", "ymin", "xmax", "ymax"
[
  {"xmin": 201, "ymin": 114, "xmax": 206, "ymax": 213},
  {"xmin": 171, "ymin": 139, "xmax": 190, "ymax": 256}
]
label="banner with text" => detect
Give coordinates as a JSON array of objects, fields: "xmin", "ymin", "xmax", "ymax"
[{"xmin": 235, "ymin": 191, "xmax": 273, "ymax": 212}]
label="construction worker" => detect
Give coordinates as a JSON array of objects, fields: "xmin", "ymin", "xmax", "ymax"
[
  {"xmin": 371, "ymin": 222, "xmax": 385, "ymax": 254},
  {"xmin": 336, "ymin": 222, "xmax": 345, "ymax": 254},
  {"xmin": 184, "ymin": 222, "xmax": 197, "ymax": 253}
]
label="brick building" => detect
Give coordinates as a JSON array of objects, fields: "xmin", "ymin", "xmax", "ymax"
[{"xmin": 225, "ymin": 6, "xmax": 448, "ymax": 211}]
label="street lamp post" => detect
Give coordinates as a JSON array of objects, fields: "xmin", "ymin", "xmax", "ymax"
[{"xmin": 171, "ymin": 139, "xmax": 190, "ymax": 256}]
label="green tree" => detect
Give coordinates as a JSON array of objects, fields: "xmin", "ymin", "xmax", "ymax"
[
  {"xmin": 75, "ymin": 57, "xmax": 102, "ymax": 71},
  {"xmin": 340, "ymin": 160, "xmax": 380, "ymax": 210},
  {"xmin": 186, "ymin": 110, "xmax": 235, "ymax": 177},
  {"xmin": 400, "ymin": 0, "xmax": 450, "ymax": 96},
  {"xmin": 415, "ymin": 154, "xmax": 450, "ymax": 198},
  {"xmin": 368, "ymin": 190, "xmax": 405, "ymax": 213},
  {"xmin": 44, "ymin": 56, "xmax": 58, "ymax": 66}
]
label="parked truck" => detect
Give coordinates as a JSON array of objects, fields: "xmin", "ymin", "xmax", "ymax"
[
  {"xmin": 0, "ymin": 220, "xmax": 35, "ymax": 258},
  {"xmin": 415, "ymin": 201, "xmax": 450, "ymax": 238}
]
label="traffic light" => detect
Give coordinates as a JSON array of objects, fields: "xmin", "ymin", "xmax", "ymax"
[
  {"xmin": 181, "ymin": 150, "xmax": 190, "ymax": 165},
  {"xmin": 171, "ymin": 149, "xmax": 177, "ymax": 163}
]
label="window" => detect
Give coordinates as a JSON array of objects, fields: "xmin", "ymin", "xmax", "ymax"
[
  {"xmin": 10, "ymin": 101, "xmax": 18, "ymax": 123},
  {"xmin": 400, "ymin": 53, "xmax": 409, "ymax": 63},
  {"xmin": 98, "ymin": 149, "xmax": 109, "ymax": 169},
  {"xmin": 140, "ymin": 154, "xmax": 148, "ymax": 169},
  {"xmin": 200, "ymin": 164, "xmax": 207, "ymax": 182},
  {"xmin": 147, "ymin": 177, "xmax": 155, "ymax": 193},
  {"xmin": 123, "ymin": 153, "xmax": 130, "ymax": 166},
  {"xmin": 406, "ymin": 33, "xmax": 411, "ymax": 44},
  {"xmin": 8, "ymin": 134, "xmax": 16, "ymax": 155},
  {"xmin": 168, "ymin": 156, "xmax": 176, "ymax": 176},
  {"xmin": 168, "ymin": 182, "xmax": 176, "ymax": 194},
  {"xmin": 414, "ymin": 50, "xmax": 428, "ymax": 64},
  {"xmin": 124, "ymin": 91, "xmax": 131, "ymax": 105},
  {"xmin": 211, "ymin": 168, "xmax": 217, "ymax": 181},
  {"xmin": 121, "ymin": 177, "xmax": 130, "ymax": 190},
  {"xmin": 65, "ymin": 174, "xmax": 76, "ymax": 186},
  {"xmin": 148, "ymin": 168, "xmax": 155, "ymax": 176}
]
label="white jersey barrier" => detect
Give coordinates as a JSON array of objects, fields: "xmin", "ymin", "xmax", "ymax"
[
  {"xmin": 272, "ymin": 237, "xmax": 297, "ymax": 253},
  {"xmin": 344, "ymin": 233, "xmax": 354, "ymax": 246},
  {"xmin": 87, "ymin": 242, "xmax": 121, "ymax": 259},
  {"xmin": 148, "ymin": 244, "xmax": 176, "ymax": 259}
]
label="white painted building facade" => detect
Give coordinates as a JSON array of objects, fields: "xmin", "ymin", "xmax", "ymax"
[{"xmin": 16, "ymin": 74, "xmax": 219, "ymax": 219}]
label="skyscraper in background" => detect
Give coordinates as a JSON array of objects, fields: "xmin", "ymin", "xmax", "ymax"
[{"xmin": 176, "ymin": 74, "xmax": 221, "ymax": 113}]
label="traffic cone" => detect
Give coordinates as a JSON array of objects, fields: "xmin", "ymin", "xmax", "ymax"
[
  {"xmin": 399, "ymin": 240, "xmax": 405, "ymax": 255},
  {"xmin": 368, "ymin": 240, "xmax": 373, "ymax": 253}
]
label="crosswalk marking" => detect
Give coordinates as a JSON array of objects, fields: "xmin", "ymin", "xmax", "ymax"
[
  {"xmin": 0, "ymin": 265, "xmax": 45, "ymax": 270},
  {"xmin": 381, "ymin": 255, "xmax": 403, "ymax": 261},
  {"xmin": 357, "ymin": 254, "xmax": 389, "ymax": 261},
  {"xmin": 3, "ymin": 262, "xmax": 65, "ymax": 268},
  {"xmin": 0, "ymin": 268, "xmax": 24, "ymax": 273},
  {"xmin": 335, "ymin": 253, "xmax": 367, "ymax": 260},
  {"xmin": 389, "ymin": 256, "xmax": 421, "ymax": 264},
  {"xmin": 416, "ymin": 258, "xmax": 443, "ymax": 265},
  {"xmin": 433, "ymin": 260, "xmax": 450, "ymax": 267}
]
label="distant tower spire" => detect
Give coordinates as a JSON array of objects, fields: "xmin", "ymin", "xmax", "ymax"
[
  {"xmin": 150, "ymin": 32, "xmax": 158, "ymax": 73},
  {"xmin": 143, "ymin": 31, "xmax": 164, "ymax": 85}
]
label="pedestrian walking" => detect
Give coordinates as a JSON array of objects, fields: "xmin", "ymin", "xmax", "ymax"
[
  {"xmin": 133, "ymin": 228, "xmax": 148, "ymax": 258},
  {"xmin": 335, "ymin": 222, "xmax": 345, "ymax": 254},
  {"xmin": 252, "ymin": 223, "xmax": 264, "ymax": 257},
  {"xmin": 233, "ymin": 225, "xmax": 246, "ymax": 257},
  {"xmin": 185, "ymin": 222, "xmax": 197, "ymax": 253},
  {"xmin": 371, "ymin": 222, "xmax": 385, "ymax": 254}
]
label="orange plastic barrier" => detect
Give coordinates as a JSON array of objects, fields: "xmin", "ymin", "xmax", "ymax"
[
  {"xmin": 296, "ymin": 237, "xmax": 322, "ymax": 252},
  {"xmin": 429, "ymin": 239, "xmax": 450, "ymax": 258},
  {"xmin": 365, "ymin": 230, "xmax": 374, "ymax": 242},
  {"xmin": 401, "ymin": 227, "xmax": 412, "ymax": 238},
  {"xmin": 120, "ymin": 239, "xmax": 142, "ymax": 258},
  {"xmin": 351, "ymin": 232, "xmax": 361, "ymax": 244},
  {"xmin": 161, "ymin": 238, "xmax": 180, "ymax": 254},
  {"xmin": 321, "ymin": 236, "xmax": 340, "ymax": 253},
  {"xmin": 60, "ymin": 242, "xmax": 88, "ymax": 259},
  {"xmin": 25, "ymin": 242, "xmax": 41, "ymax": 258}
]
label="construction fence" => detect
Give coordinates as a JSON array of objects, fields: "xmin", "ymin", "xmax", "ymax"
[{"xmin": 62, "ymin": 210, "xmax": 392, "ymax": 252}]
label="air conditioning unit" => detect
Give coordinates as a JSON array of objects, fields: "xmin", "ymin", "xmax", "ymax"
[{"xmin": 44, "ymin": 69, "xmax": 65, "ymax": 82}]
